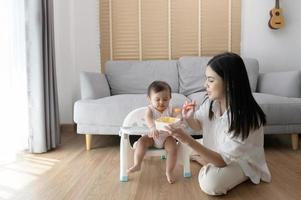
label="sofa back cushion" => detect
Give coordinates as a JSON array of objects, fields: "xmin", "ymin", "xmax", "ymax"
[
  {"xmin": 178, "ymin": 56, "xmax": 259, "ymax": 96},
  {"xmin": 243, "ymin": 58, "xmax": 260, "ymax": 92},
  {"xmin": 106, "ymin": 60, "xmax": 179, "ymax": 95},
  {"xmin": 178, "ymin": 56, "xmax": 210, "ymax": 96}
]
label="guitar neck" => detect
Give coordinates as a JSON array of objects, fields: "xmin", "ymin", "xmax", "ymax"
[{"xmin": 275, "ymin": 0, "xmax": 280, "ymax": 9}]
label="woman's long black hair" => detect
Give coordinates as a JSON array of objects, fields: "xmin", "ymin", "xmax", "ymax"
[{"xmin": 207, "ymin": 52, "xmax": 266, "ymax": 140}]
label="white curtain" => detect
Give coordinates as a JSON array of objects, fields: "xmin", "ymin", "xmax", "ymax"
[
  {"xmin": 0, "ymin": 0, "xmax": 29, "ymax": 162},
  {"xmin": 26, "ymin": 0, "xmax": 60, "ymax": 153},
  {"xmin": 0, "ymin": 0, "xmax": 60, "ymax": 157}
]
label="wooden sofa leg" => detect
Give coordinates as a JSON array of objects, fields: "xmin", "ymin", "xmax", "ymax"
[
  {"xmin": 86, "ymin": 134, "xmax": 92, "ymax": 150},
  {"xmin": 291, "ymin": 134, "xmax": 299, "ymax": 150}
]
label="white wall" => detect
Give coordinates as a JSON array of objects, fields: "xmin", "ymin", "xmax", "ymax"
[
  {"xmin": 54, "ymin": 0, "xmax": 100, "ymax": 124},
  {"xmin": 54, "ymin": 0, "xmax": 75, "ymax": 124},
  {"xmin": 241, "ymin": 0, "xmax": 301, "ymax": 72},
  {"xmin": 54, "ymin": 0, "xmax": 301, "ymax": 123}
]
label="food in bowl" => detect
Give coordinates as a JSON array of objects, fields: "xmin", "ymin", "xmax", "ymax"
[{"xmin": 155, "ymin": 117, "xmax": 181, "ymax": 131}]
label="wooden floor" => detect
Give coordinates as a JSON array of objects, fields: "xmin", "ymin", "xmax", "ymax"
[{"xmin": 1, "ymin": 131, "xmax": 301, "ymax": 200}]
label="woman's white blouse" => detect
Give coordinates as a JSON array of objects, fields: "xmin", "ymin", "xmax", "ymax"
[{"xmin": 194, "ymin": 100, "xmax": 271, "ymax": 184}]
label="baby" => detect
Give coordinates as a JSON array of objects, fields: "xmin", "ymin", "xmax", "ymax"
[{"xmin": 127, "ymin": 81, "xmax": 179, "ymax": 184}]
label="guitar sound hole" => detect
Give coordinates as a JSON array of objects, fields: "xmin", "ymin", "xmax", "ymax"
[
  {"xmin": 276, "ymin": 22, "xmax": 281, "ymax": 24},
  {"xmin": 276, "ymin": 12, "xmax": 280, "ymax": 16}
]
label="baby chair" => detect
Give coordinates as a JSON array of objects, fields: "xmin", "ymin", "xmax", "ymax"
[{"xmin": 119, "ymin": 107, "xmax": 191, "ymax": 182}]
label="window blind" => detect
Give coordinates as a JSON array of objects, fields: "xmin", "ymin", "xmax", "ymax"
[
  {"xmin": 141, "ymin": 0, "xmax": 169, "ymax": 60},
  {"xmin": 99, "ymin": 0, "xmax": 241, "ymax": 72}
]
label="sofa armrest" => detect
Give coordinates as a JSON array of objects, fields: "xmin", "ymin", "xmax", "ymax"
[
  {"xmin": 80, "ymin": 71, "xmax": 111, "ymax": 99},
  {"xmin": 257, "ymin": 70, "xmax": 301, "ymax": 98}
]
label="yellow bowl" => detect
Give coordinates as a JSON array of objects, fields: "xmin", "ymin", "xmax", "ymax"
[{"xmin": 155, "ymin": 117, "xmax": 181, "ymax": 131}]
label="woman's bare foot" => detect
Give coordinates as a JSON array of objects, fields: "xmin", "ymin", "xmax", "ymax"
[
  {"xmin": 190, "ymin": 155, "xmax": 204, "ymax": 165},
  {"xmin": 127, "ymin": 165, "xmax": 141, "ymax": 173},
  {"xmin": 166, "ymin": 172, "xmax": 176, "ymax": 184}
]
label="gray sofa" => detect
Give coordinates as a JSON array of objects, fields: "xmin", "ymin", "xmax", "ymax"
[{"xmin": 73, "ymin": 56, "xmax": 301, "ymax": 150}]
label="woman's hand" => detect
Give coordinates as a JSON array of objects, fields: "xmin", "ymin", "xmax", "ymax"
[
  {"xmin": 182, "ymin": 100, "xmax": 196, "ymax": 119},
  {"xmin": 164, "ymin": 125, "xmax": 193, "ymax": 144},
  {"xmin": 148, "ymin": 127, "xmax": 159, "ymax": 140}
]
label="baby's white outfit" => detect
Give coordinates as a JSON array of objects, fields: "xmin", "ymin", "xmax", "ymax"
[{"xmin": 148, "ymin": 105, "xmax": 172, "ymax": 148}]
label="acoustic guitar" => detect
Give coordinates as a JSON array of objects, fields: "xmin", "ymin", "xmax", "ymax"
[{"xmin": 268, "ymin": 0, "xmax": 285, "ymax": 29}]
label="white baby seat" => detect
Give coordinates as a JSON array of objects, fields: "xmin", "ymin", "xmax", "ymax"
[{"xmin": 119, "ymin": 107, "xmax": 191, "ymax": 182}]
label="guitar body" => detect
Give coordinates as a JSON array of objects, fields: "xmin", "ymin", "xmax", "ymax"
[
  {"xmin": 269, "ymin": 8, "xmax": 285, "ymax": 29},
  {"xmin": 268, "ymin": 1, "xmax": 285, "ymax": 30}
]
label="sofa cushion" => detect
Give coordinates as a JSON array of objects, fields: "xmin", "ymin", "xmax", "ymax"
[
  {"xmin": 74, "ymin": 93, "xmax": 186, "ymax": 127},
  {"xmin": 178, "ymin": 56, "xmax": 259, "ymax": 95},
  {"xmin": 178, "ymin": 56, "xmax": 210, "ymax": 96},
  {"xmin": 253, "ymin": 93, "xmax": 301, "ymax": 125},
  {"xmin": 105, "ymin": 60, "xmax": 179, "ymax": 95},
  {"xmin": 187, "ymin": 92, "xmax": 301, "ymax": 126},
  {"xmin": 186, "ymin": 92, "xmax": 207, "ymax": 110},
  {"xmin": 80, "ymin": 72, "xmax": 110, "ymax": 99},
  {"xmin": 243, "ymin": 58, "xmax": 260, "ymax": 92},
  {"xmin": 257, "ymin": 70, "xmax": 301, "ymax": 97}
]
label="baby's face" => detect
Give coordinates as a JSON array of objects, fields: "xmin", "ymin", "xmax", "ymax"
[{"xmin": 149, "ymin": 90, "xmax": 171, "ymax": 112}]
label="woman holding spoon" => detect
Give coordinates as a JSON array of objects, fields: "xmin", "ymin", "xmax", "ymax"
[{"xmin": 166, "ymin": 52, "xmax": 271, "ymax": 195}]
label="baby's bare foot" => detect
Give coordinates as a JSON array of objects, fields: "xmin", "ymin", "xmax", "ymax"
[
  {"xmin": 166, "ymin": 172, "xmax": 176, "ymax": 184},
  {"xmin": 127, "ymin": 165, "xmax": 141, "ymax": 173}
]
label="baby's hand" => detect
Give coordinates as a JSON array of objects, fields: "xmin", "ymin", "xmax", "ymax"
[{"xmin": 148, "ymin": 128, "xmax": 159, "ymax": 140}]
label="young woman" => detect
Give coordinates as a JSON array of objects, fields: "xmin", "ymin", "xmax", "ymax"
[{"xmin": 166, "ymin": 52, "xmax": 271, "ymax": 195}]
